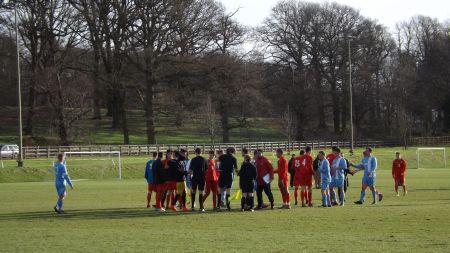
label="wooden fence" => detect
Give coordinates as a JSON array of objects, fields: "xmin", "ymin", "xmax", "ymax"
[
  {"xmin": 10, "ymin": 139, "xmax": 403, "ymax": 159},
  {"xmin": 3, "ymin": 136, "xmax": 450, "ymax": 160}
]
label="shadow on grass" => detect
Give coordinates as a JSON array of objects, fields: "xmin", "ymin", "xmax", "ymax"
[{"xmin": 0, "ymin": 207, "xmax": 236, "ymax": 221}]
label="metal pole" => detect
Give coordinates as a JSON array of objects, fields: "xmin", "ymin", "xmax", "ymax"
[
  {"xmin": 349, "ymin": 39, "xmax": 354, "ymax": 154},
  {"xmin": 15, "ymin": 3, "xmax": 24, "ymax": 167}
]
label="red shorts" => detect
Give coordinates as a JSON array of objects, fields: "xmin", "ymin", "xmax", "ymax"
[
  {"xmin": 279, "ymin": 178, "xmax": 289, "ymax": 189},
  {"xmin": 205, "ymin": 180, "xmax": 218, "ymax": 194},
  {"xmin": 166, "ymin": 181, "xmax": 177, "ymax": 191},
  {"xmin": 156, "ymin": 184, "xmax": 166, "ymax": 192},
  {"xmin": 148, "ymin": 183, "xmax": 156, "ymax": 191},
  {"xmin": 394, "ymin": 175, "xmax": 405, "ymax": 186},
  {"xmin": 294, "ymin": 174, "xmax": 312, "ymax": 187}
]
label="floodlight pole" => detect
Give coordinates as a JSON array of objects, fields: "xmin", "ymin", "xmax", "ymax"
[
  {"xmin": 348, "ymin": 38, "xmax": 354, "ymax": 155},
  {"xmin": 14, "ymin": 2, "xmax": 24, "ymax": 167}
]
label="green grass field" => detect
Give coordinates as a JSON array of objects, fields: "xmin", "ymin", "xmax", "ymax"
[{"xmin": 1, "ymin": 147, "xmax": 450, "ymax": 252}]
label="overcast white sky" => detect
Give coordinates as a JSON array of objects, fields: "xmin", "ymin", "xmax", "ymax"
[{"xmin": 219, "ymin": 0, "xmax": 450, "ymax": 30}]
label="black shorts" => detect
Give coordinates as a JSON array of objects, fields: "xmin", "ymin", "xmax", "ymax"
[
  {"xmin": 240, "ymin": 181, "xmax": 254, "ymax": 193},
  {"xmin": 191, "ymin": 178, "xmax": 205, "ymax": 191},
  {"xmin": 219, "ymin": 174, "xmax": 233, "ymax": 189}
]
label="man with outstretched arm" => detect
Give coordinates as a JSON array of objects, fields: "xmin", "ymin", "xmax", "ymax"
[{"xmin": 350, "ymin": 148, "xmax": 382, "ymax": 205}]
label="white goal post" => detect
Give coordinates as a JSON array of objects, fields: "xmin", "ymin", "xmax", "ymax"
[
  {"xmin": 63, "ymin": 151, "xmax": 122, "ymax": 179},
  {"xmin": 416, "ymin": 148, "xmax": 447, "ymax": 169}
]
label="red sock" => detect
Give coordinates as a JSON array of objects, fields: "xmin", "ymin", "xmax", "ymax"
[
  {"xmin": 166, "ymin": 193, "xmax": 172, "ymax": 207},
  {"xmin": 155, "ymin": 191, "xmax": 161, "ymax": 209},
  {"xmin": 147, "ymin": 192, "xmax": 152, "ymax": 205},
  {"xmin": 280, "ymin": 190, "xmax": 286, "ymax": 203},
  {"xmin": 308, "ymin": 191, "xmax": 312, "ymax": 205},
  {"xmin": 294, "ymin": 188, "xmax": 299, "ymax": 202},
  {"xmin": 213, "ymin": 193, "xmax": 217, "ymax": 208}
]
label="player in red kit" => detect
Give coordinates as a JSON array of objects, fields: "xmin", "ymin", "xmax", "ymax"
[
  {"xmin": 298, "ymin": 146, "xmax": 314, "ymax": 207},
  {"xmin": 392, "ymin": 151, "xmax": 407, "ymax": 196},
  {"xmin": 274, "ymin": 149, "xmax": 290, "ymax": 209},
  {"xmin": 203, "ymin": 151, "xmax": 220, "ymax": 209},
  {"xmin": 292, "ymin": 150, "xmax": 305, "ymax": 205}
]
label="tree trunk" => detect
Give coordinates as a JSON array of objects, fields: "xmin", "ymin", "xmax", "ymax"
[
  {"xmin": 144, "ymin": 71, "xmax": 156, "ymax": 144},
  {"xmin": 121, "ymin": 93, "xmax": 129, "ymax": 144},
  {"xmin": 295, "ymin": 109, "xmax": 304, "ymax": 141},
  {"xmin": 24, "ymin": 78, "xmax": 36, "ymax": 136},
  {"xmin": 332, "ymin": 89, "xmax": 341, "ymax": 133},
  {"xmin": 92, "ymin": 52, "xmax": 102, "ymax": 120},
  {"xmin": 219, "ymin": 103, "xmax": 230, "ymax": 143},
  {"xmin": 111, "ymin": 87, "xmax": 122, "ymax": 129}
]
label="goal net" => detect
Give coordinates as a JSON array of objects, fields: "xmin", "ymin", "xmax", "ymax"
[
  {"xmin": 416, "ymin": 148, "xmax": 447, "ymax": 169},
  {"xmin": 63, "ymin": 151, "xmax": 122, "ymax": 180}
]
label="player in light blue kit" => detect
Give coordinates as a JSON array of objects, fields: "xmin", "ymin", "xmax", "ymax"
[
  {"xmin": 350, "ymin": 147, "xmax": 383, "ymax": 204},
  {"xmin": 330, "ymin": 147, "xmax": 347, "ymax": 206},
  {"xmin": 54, "ymin": 153, "xmax": 73, "ymax": 214},
  {"xmin": 318, "ymin": 151, "xmax": 331, "ymax": 207}
]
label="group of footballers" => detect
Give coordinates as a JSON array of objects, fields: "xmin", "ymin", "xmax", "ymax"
[
  {"xmin": 141, "ymin": 146, "xmax": 409, "ymax": 212},
  {"xmin": 51, "ymin": 145, "xmax": 408, "ymax": 214}
]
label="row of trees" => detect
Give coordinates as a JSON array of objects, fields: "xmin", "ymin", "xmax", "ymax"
[{"xmin": 0, "ymin": 0, "xmax": 448, "ymax": 145}]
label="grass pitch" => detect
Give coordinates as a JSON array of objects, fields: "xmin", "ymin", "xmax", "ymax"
[{"xmin": 0, "ymin": 147, "xmax": 449, "ymax": 252}]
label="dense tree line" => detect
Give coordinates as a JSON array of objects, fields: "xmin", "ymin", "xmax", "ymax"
[{"xmin": 0, "ymin": 0, "xmax": 448, "ymax": 145}]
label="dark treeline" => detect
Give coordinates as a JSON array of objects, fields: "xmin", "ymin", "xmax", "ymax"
[{"xmin": 0, "ymin": 0, "xmax": 449, "ymax": 145}]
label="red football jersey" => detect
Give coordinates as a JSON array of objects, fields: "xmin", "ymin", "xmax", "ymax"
[
  {"xmin": 326, "ymin": 153, "xmax": 337, "ymax": 176},
  {"xmin": 292, "ymin": 156, "xmax": 303, "ymax": 176},
  {"xmin": 392, "ymin": 159, "xmax": 406, "ymax": 176},
  {"xmin": 298, "ymin": 154, "xmax": 313, "ymax": 176},
  {"xmin": 205, "ymin": 159, "xmax": 219, "ymax": 182}
]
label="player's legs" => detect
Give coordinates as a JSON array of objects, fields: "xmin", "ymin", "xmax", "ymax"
[
  {"xmin": 300, "ymin": 185, "xmax": 307, "ymax": 206},
  {"xmin": 147, "ymin": 184, "xmax": 154, "ymax": 208},
  {"xmin": 198, "ymin": 181, "xmax": 205, "ymax": 211},
  {"xmin": 320, "ymin": 181, "xmax": 329, "ymax": 207},
  {"xmin": 203, "ymin": 181, "xmax": 211, "ymax": 202},
  {"xmin": 369, "ymin": 185, "xmax": 377, "ymax": 204},
  {"xmin": 225, "ymin": 186, "xmax": 232, "ymax": 211},
  {"xmin": 329, "ymin": 183, "xmax": 337, "ymax": 205},
  {"xmin": 191, "ymin": 181, "xmax": 198, "ymax": 210},
  {"xmin": 307, "ymin": 185, "xmax": 313, "ymax": 207},
  {"xmin": 263, "ymin": 183, "xmax": 274, "ymax": 209},
  {"xmin": 278, "ymin": 180, "xmax": 289, "ymax": 207},
  {"xmin": 256, "ymin": 185, "xmax": 264, "ymax": 209},
  {"xmin": 355, "ymin": 182, "xmax": 368, "ymax": 204},
  {"xmin": 394, "ymin": 180, "xmax": 399, "ymax": 196},
  {"xmin": 54, "ymin": 184, "xmax": 66, "ymax": 213},
  {"xmin": 338, "ymin": 186, "xmax": 345, "ymax": 206},
  {"xmin": 402, "ymin": 177, "xmax": 407, "ymax": 195},
  {"xmin": 241, "ymin": 192, "xmax": 248, "ymax": 211}
]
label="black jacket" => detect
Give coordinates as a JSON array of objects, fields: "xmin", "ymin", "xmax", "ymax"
[
  {"xmin": 218, "ymin": 154, "xmax": 238, "ymax": 175},
  {"xmin": 239, "ymin": 162, "xmax": 257, "ymax": 184},
  {"xmin": 313, "ymin": 157, "xmax": 320, "ymax": 172},
  {"xmin": 190, "ymin": 155, "xmax": 207, "ymax": 180},
  {"xmin": 152, "ymin": 159, "xmax": 166, "ymax": 185}
]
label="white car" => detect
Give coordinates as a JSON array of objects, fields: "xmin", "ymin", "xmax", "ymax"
[{"xmin": 0, "ymin": 144, "xmax": 19, "ymax": 158}]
